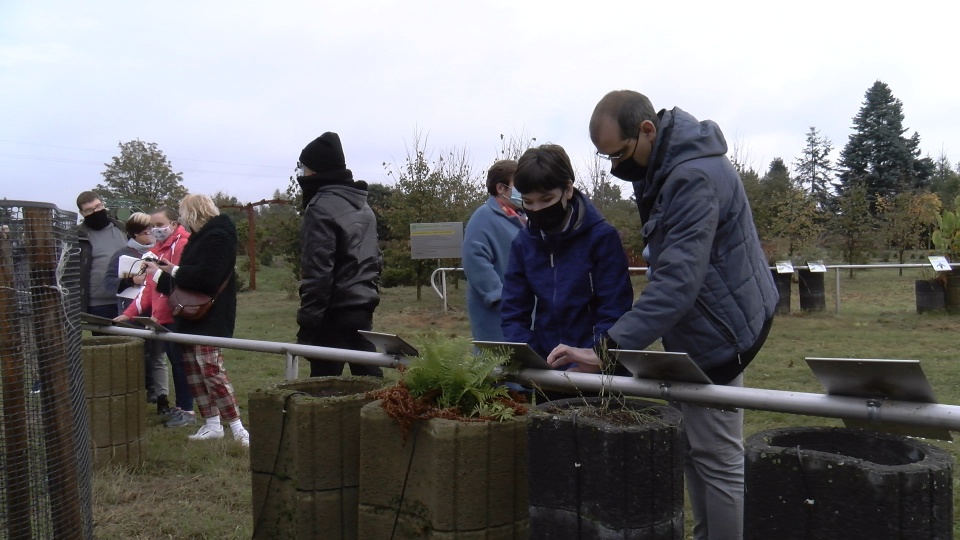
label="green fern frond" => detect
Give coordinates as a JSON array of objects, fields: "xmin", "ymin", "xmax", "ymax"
[{"xmin": 399, "ymin": 334, "xmax": 514, "ymax": 419}]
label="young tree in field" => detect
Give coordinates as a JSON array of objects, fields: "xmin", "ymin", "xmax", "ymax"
[
  {"xmin": 793, "ymin": 127, "xmax": 836, "ymax": 212},
  {"xmin": 877, "ymin": 192, "xmax": 942, "ymax": 274},
  {"xmin": 838, "ymin": 81, "xmax": 930, "ymax": 211},
  {"xmin": 96, "ymin": 140, "xmax": 188, "ymax": 210},
  {"xmin": 749, "ymin": 158, "xmax": 822, "ymax": 258},
  {"xmin": 930, "ymin": 150, "xmax": 960, "ymax": 208},
  {"xmin": 366, "ymin": 182, "xmax": 395, "ymax": 245},
  {"xmin": 830, "ymin": 182, "xmax": 877, "ymax": 277},
  {"xmin": 382, "ymin": 132, "xmax": 484, "ymax": 297},
  {"xmin": 768, "ymin": 187, "xmax": 822, "ymax": 259},
  {"xmin": 750, "ymin": 158, "xmax": 793, "ymax": 241}
]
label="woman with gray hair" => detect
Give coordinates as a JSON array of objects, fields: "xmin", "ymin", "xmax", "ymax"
[
  {"xmin": 154, "ymin": 194, "xmax": 248, "ymax": 447},
  {"xmin": 105, "ymin": 212, "xmax": 168, "ymax": 409}
]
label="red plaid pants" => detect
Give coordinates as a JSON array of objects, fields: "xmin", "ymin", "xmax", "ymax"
[{"xmin": 181, "ymin": 345, "xmax": 240, "ymax": 422}]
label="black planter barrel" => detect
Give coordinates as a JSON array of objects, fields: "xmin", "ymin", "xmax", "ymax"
[
  {"xmin": 797, "ymin": 269, "xmax": 825, "ymax": 312},
  {"xmin": 946, "ymin": 273, "xmax": 960, "ymax": 314},
  {"xmin": 745, "ymin": 427, "xmax": 953, "ymax": 539},
  {"xmin": 915, "ymin": 280, "xmax": 946, "ymax": 313},
  {"xmin": 527, "ymin": 397, "xmax": 684, "ymax": 539},
  {"xmin": 771, "ymin": 269, "xmax": 792, "ymax": 315}
]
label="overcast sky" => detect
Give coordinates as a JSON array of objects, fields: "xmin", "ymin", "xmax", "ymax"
[{"xmin": 2, "ymin": 1, "xmax": 958, "ymax": 215}]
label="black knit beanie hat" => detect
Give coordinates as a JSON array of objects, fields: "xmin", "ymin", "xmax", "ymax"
[{"xmin": 299, "ymin": 132, "xmax": 353, "ymax": 181}]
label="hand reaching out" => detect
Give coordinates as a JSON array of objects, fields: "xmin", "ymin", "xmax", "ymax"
[{"xmin": 547, "ymin": 344, "xmax": 603, "ymax": 373}]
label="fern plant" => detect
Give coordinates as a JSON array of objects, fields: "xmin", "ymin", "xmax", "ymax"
[{"xmin": 396, "ymin": 336, "xmax": 521, "ymax": 421}]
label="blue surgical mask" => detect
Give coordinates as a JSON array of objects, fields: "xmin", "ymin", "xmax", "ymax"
[{"xmin": 509, "ymin": 187, "xmax": 523, "ymax": 207}]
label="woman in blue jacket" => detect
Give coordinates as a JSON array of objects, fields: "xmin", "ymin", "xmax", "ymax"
[
  {"xmin": 501, "ymin": 144, "xmax": 633, "ymax": 373},
  {"xmin": 463, "ymin": 160, "xmax": 525, "ymax": 342}
]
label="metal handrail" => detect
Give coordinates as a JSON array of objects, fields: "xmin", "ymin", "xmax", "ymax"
[{"xmin": 82, "ymin": 323, "xmax": 960, "ymax": 434}]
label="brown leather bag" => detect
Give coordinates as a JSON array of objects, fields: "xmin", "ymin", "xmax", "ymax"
[{"xmin": 167, "ymin": 274, "xmax": 232, "ymax": 321}]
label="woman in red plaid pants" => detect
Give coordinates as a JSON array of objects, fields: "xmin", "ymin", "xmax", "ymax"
[{"xmin": 155, "ymin": 194, "xmax": 249, "ymax": 447}]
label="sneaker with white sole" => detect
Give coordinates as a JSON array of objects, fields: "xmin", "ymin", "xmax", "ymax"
[
  {"xmin": 165, "ymin": 410, "xmax": 196, "ymax": 428},
  {"xmin": 188, "ymin": 424, "xmax": 224, "ymax": 441},
  {"xmin": 233, "ymin": 427, "xmax": 250, "ymax": 447}
]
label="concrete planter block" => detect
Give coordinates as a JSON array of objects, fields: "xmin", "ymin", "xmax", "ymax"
[
  {"xmin": 358, "ymin": 400, "xmax": 528, "ymax": 539},
  {"xmin": 249, "ymin": 376, "xmax": 382, "ymax": 540},
  {"xmin": 745, "ymin": 426, "xmax": 953, "ymax": 539},
  {"xmin": 81, "ymin": 336, "xmax": 145, "ymax": 471},
  {"xmin": 527, "ymin": 397, "xmax": 684, "ymax": 539}
]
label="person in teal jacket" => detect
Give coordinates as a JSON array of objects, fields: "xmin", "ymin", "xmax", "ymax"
[{"xmin": 462, "ymin": 160, "xmax": 525, "ymax": 341}]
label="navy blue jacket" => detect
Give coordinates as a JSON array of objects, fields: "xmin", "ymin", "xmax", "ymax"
[
  {"xmin": 608, "ymin": 107, "xmax": 778, "ymax": 371},
  {"xmin": 502, "ymin": 191, "xmax": 633, "ymax": 360}
]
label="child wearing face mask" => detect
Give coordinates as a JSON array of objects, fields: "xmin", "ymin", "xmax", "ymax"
[{"xmin": 500, "ymin": 144, "xmax": 634, "ymax": 392}]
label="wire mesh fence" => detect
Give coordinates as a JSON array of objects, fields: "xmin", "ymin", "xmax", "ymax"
[{"xmin": 0, "ymin": 201, "xmax": 92, "ymax": 540}]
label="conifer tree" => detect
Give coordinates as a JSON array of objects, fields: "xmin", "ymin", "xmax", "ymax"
[
  {"xmin": 793, "ymin": 126, "xmax": 836, "ymax": 211},
  {"xmin": 838, "ymin": 81, "xmax": 928, "ymax": 211}
]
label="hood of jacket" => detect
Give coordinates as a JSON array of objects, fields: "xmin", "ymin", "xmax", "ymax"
[
  {"xmin": 299, "ymin": 175, "xmax": 369, "ymax": 209},
  {"xmin": 635, "ymin": 107, "xmax": 728, "ymax": 222},
  {"xmin": 305, "ymin": 180, "xmax": 370, "ymax": 211}
]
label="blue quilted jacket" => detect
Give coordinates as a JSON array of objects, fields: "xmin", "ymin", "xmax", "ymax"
[{"xmin": 608, "ymin": 107, "xmax": 778, "ymax": 370}]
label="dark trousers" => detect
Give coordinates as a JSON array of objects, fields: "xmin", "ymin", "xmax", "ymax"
[
  {"xmin": 169, "ymin": 342, "xmax": 193, "ymax": 411},
  {"xmin": 298, "ymin": 309, "xmax": 383, "ymax": 378}
]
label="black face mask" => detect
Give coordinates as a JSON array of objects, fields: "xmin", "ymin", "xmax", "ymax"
[
  {"xmin": 610, "ymin": 159, "xmax": 646, "ymax": 182},
  {"xmin": 525, "ymin": 198, "xmax": 568, "ymax": 232},
  {"xmin": 84, "ymin": 209, "xmax": 111, "ymax": 231}
]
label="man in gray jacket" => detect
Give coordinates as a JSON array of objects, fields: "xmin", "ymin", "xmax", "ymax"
[
  {"xmin": 77, "ymin": 190, "xmax": 127, "ymax": 318},
  {"xmin": 295, "ymin": 132, "xmax": 383, "ymax": 377},
  {"xmin": 548, "ymin": 90, "xmax": 778, "ymax": 540}
]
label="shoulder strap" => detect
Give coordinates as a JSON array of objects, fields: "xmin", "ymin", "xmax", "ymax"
[{"xmin": 212, "ymin": 272, "xmax": 232, "ymax": 300}]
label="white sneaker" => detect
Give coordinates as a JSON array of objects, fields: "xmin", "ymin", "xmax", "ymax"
[
  {"xmin": 188, "ymin": 424, "xmax": 224, "ymax": 441},
  {"xmin": 233, "ymin": 427, "xmax": 250, "ymax": 447}
]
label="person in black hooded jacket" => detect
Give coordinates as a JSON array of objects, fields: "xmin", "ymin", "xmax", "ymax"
[{"xmin": 295, "ymin": 132, "xmax": 383, "ymax": 378}]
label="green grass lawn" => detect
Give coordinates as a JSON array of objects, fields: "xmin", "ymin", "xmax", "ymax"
[{"xmin": 91, "ymin": 263, "xmax": 960, "ymax": 539}]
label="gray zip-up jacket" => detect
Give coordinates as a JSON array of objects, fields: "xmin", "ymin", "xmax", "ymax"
[
  {"xmin": 608, "ymin": 107, "xmax": 778, "ymax": 371},
  {"xmin": 297, "ymin": 181, "xmax": 381, "ymax": 329}
]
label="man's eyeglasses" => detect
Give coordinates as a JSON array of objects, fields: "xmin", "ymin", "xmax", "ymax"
[
  {"xmin": 596, "ymin": 147, "xmax": 629, "ymax": 161},
  {"xmin": 80, "ymin": 202, "xmax": 106, "ymax": 217},
  {"xmin": 596, "ymin": 125, "xmax": 643, "ymax": 161}
]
